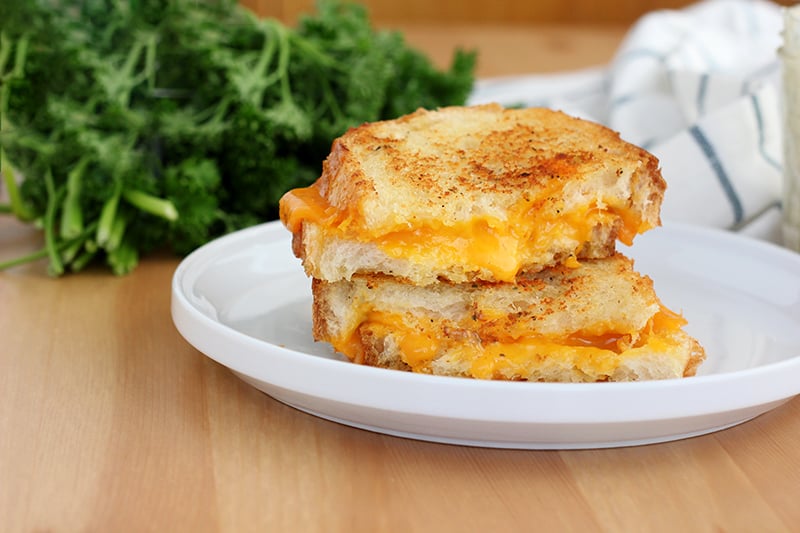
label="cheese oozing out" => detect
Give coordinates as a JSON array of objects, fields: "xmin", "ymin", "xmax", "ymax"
[
  {"xmin": 325, "ymin": 303, "xmax": 691, "ymax": 381},
  {"xmin": 280, "ymin": 182, "xmax": 651, "ymax": 282}
]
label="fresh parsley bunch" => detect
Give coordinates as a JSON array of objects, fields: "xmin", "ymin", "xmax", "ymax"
[{"xmin": 0, "ymin": 0, "xmax": 476, "ymax": 275}]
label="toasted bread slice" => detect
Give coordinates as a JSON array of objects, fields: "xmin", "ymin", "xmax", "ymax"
[
  {"xmin": 312, "ymin": 253, "xmax": 705, "ymax": 382},
  {"xmin": 281, "ymin": 104, "xmax": 666, "ymax": 284}
]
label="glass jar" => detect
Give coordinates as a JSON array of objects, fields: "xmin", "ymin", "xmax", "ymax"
[{"xmin": 781, "ymin": 6, "xmax": 800, "ymax": 251}]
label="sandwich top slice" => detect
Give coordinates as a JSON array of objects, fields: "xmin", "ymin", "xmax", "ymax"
[
  {"xmin": 312, "ymin": 253, "xmax": 705, "ymax": 382},
  {"xmin": 280, "ymin": 103, "xmax": 666, "ymax": 285}
]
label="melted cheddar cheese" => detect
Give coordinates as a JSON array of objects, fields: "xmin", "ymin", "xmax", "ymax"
[
  {"xmin": 280, "ymin": 183, "xmax": 650, "ymax": 282},
  {"xmin": 326, "ymin": 306, "xmax": 688, "ymax": 380}
]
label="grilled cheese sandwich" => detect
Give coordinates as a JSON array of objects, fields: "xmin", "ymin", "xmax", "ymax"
[
  {"xmin": 312, "ymin": 254, "xmax": 705, "ymax": 381},
  {"xmin": 279, "ymin": 103, "xmax": 705, "ymax": 382},
  {"xmin": 281, "ymin": 104, "xmax": 666, "ymax": 285}
]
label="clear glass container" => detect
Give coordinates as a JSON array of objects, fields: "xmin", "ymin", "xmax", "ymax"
[{"xmin": 781, "ymin": 6, "xmax": 800, "ymax": 251}]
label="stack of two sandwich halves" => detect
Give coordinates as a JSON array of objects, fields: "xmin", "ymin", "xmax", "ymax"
[{"xmin": 280, "ymin": 104, "xmax": 705, "ymax": 382}]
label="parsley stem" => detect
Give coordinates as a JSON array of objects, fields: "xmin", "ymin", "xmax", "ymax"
[
  {"xmin": 11, "ymin": 33, "xmax": 29, "ymax": 78},
  {"xmin": 96, "ymin": 181, "xmax": 123, "ymax": 247},
  {"xmin": 0, "ymin": 32, "xmax": 11, "ymax": 75},
  {"xmin": 43, "ymin": 169, "xmax": 64, "ymax": 276},
  {"xmin": 0, "ymin": 222, "xmax": 99, "ymax": 271},
  {"xmin": 0, "ymin": 247, "xmax": 50, "ymax": 270},
  {"xmin": 122, "ymin": 188, "xmax": 178, "ymax": 221},
  {"xmin": 60, "ymin": 157, "xmax": 90, "ymax": 239},
  {"xmin": 1, "ymin": 150, "xmax": 34, "ymax": 221},
  {"xmin": 70, "ymin": 246, "xmax": 98, "ymax": 273},
  {"xmin": 105, "ymin": 211, "xmax": 127, "ymax": 252},
  {"xmin": 0, "ymin": 31, "xmax": 29, "ymax": 80}
]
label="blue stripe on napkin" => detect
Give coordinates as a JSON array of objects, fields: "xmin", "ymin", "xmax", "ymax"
[
  {"xmin": 749, "ymin": 93, "xmax": 782, "ymax": 171},
  {"xmin": 689, "ymin": 125, "xmax": 745, "ymax": 224}
]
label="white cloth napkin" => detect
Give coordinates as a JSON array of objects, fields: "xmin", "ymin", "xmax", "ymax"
[{"xmin": 468, "ymin": 0, "xmax": 786, "ymax": 244}]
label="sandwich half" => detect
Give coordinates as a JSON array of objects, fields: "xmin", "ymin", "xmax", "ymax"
[
  {"xmin": 280, "ymin": 103, "xmax": 706, "ymax": 381},
  {"xmin": 312, "ymin": 253, "xmax": 706, "ymax": 382},
  {"xmin": 280, "ymin": 103, "xmax": 666, "ymax": 285}
]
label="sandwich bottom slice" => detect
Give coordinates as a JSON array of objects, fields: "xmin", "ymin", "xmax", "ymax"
[{"xmin": 312, "ymin": 253, "xmax": 705, "ymax": 382}]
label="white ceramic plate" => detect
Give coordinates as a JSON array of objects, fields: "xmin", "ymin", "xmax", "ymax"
[{"xmin": 171, "ymin": 221, "xmax": 800, "ymax": 449}]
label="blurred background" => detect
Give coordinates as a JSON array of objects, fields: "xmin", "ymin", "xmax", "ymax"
[
  {"xmin": 239, "ymin": 0, "xmax": 795, "ymax": 77},
  {"xmin": 241, "ymin": 0, "xmax": 793, "ymax": 25}
]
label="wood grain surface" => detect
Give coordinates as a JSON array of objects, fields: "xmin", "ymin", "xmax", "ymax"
[{"xmin": 3, "ymin": 20, "xmax": 800, "ymax": 533}]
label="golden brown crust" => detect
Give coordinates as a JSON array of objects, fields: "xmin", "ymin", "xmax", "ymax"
[
  {"xmin": 683, "ymin": 339, "xmax": 707, "ymax": 377},
  {"xmin": 318, "ymin": 104, "xmax": 665, "ymax": 232},
  {"xmin": 310, "ymin": 277, "xmax": 330, "ymax": 346},
  {"xmin": 290, "ymin": 224, "xmax": 305, "ymax": 262}
]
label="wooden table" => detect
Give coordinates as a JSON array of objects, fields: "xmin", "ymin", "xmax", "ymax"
[{"xmin": 3, "ymin": 23, "xmax": 800, "ymax": 533}]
